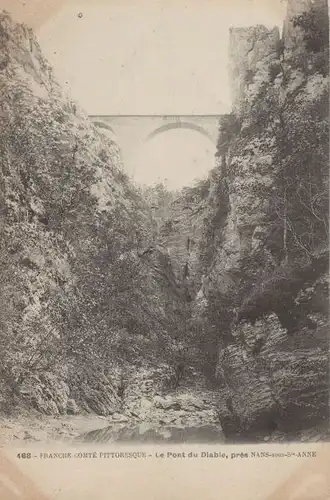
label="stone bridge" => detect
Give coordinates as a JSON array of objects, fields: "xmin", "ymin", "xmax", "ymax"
[{"xmin": 90, "ymin": 115, "xmax": 221, "ymax": 175}]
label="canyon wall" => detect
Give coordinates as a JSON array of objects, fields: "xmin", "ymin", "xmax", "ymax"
[
  {"xmin": 189, "ymin": 0, "xmax": 329, "ymax": 440},
  {"xmin": 228, "ymin": 25, "xmax": 280, "ymax": 113},
  {"xmin": 0, "ymin": 12, "xmax": 184, "ymax": 417},
  {"xmin": 156, "ymin": 0, "xmax": 329, "ymax": 440}
]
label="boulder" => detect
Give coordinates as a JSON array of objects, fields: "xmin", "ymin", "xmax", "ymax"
[
  {"xmin": 140, "ymin": 397, "xmax": 153, "ymax": 410},
  {"xmin": 153, "ymin": 396, "xmax": 181, "ymax": 411},
  {"xmin": 111, "ymin": 413, "xmax": 129, "ymax": 423}
]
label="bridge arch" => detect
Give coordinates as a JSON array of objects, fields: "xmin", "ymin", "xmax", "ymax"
[{"xmin": 145, "ymin": 121, "xmax": 216, "ymax": 144}]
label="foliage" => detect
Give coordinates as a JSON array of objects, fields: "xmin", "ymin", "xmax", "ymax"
[
  {"xmin": 292, "ymin": 6, "xmax": 329, "ymax": 54},
  {"xmin": 268, "ymin": 75, "xmax": 329, "ymax": 262},
  {"xmin": 292, "ymin": 5, "xmax": 329, "ymax": 76},
  {"xmin": 216, "ymin": 114, "xmax": 241, "ymax": 157},
  {"xmin": 0, "ymin": 64, "xmax": 191, "ymax": 408},
  {"xmin": 180, "ymin": 177, "xmax": 210, "ymax": 203}
]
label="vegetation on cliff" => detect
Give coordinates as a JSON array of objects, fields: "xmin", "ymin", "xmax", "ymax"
[
  {"xmin": 194, "ymin": 0, "xmax": 329, "ymax": 440},
  {"xmin": 0, "ymin": 12, "xmax": 192, "ymax": 416}
]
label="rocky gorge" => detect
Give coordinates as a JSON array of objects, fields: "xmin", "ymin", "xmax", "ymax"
[{"xmin": 0, "ymin": 0, "xmax": 329, "ymax": 445}]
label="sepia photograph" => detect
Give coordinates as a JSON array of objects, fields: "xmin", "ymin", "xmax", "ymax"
[{"xmin": 0, "ymin": 0, "xmax": 329, "ymax": 465}]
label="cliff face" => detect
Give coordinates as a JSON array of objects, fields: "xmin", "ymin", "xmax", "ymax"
[
  {"xmin": 157, "ymin": 175, "xmax": 215, "ymax": 287},
  {"xmin": 283, "ymin": 0, "xmax": 313, "ymax": 49},
  {"xmin": 0, "ymin": 12, "xmax": 183, "ymax": 416},
  {"xmin": 228, "ymin": 25, "xmax": 280, "ymax": 114},
  {"xmin": 194, "ymin": 0, "xmax": 329, "ymax": 440}
]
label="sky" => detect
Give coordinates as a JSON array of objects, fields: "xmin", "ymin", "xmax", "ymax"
[
  {"xmin": 36, "ymin": 0, "xmax": 287, "ymax": 115},
  {"xmin": 133, "ymin": 128, "xmax": 216, "ymax": 190},
  {"xmin": 33, "ymin": 0, "xmax": 287, "ymax": 189}
]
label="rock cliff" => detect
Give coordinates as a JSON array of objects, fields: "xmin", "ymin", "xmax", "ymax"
[
  {"xmin": 0, "ymin": 12, "xmax": 185, "ymax": 417},
  {"xmin": 228, "ymin": 25, "xmax": 280, "ymax": 113},
  {"xmin": 191, "ymin": 0, "xmax": 329, "ymax": 441}
]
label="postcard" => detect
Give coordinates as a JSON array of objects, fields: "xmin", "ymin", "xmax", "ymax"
[{"xmin": 0, "ymin": 0, "xmax": 329, "ymax": 498}]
